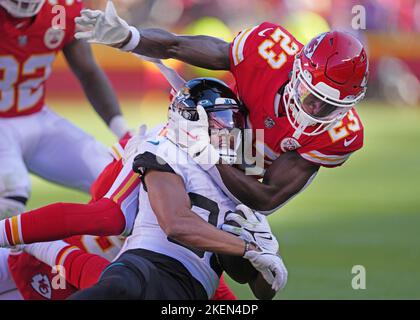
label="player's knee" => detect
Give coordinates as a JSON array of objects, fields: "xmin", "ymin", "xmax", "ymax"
[
  {"xmin": 0, "ymin": 197, "xmax": 27, "ymax": 219},
  {"xmin": 97, "ymin": 265, "xmax": 142, "ymax": 300}
]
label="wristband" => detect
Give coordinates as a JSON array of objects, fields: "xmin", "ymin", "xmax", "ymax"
[
  {"xmin": 109, "ymin": 115, "xmax": 129, "ymax": 138},
  {"xmin": 120, "ymin": 26, "xmax": 141, "ymax": 52}
]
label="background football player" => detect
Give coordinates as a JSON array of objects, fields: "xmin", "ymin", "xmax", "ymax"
[
  {"xmin": 0, "ymin": 0, "xmax": 130, "ymax": 220},
  {"xmin": 74, "ymin": 1, "xmax": 369, "ymax": 215}
]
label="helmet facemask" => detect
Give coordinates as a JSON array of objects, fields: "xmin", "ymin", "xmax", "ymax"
[
  {"xmin": 1, "ymin": 0, "xmax": 46, "ymax": 18},
  {"xmin": 207, "ymin": 107, "xmax": 244, "ymax": 163},
  {"xmin": 284, "ymin": 55, "xmax": 363, "ymax": 139},
  {"xmin": 171, "ymin": 91, "xmax": 245, "ymax": 164}
]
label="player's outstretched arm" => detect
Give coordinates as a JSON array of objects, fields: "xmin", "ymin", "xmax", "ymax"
[
  {"xmin": 74, "ymin": 1, "xmax": 230, "ymax": 70},
  {"xmin": 63, "ymin": 39, "xmax": 129, "ymax": 138},
  {"xmin": 213, "ymin": 151, "xmax": 320, "ymax": 214}
]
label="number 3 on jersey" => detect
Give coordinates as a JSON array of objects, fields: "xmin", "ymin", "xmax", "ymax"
[
  {"xmin": 328, "ymin": 110, "xmax": 361, "ymax": 143},
  {"xmin": 258, "ymin": 28, "xmax": 299, "ymax": 69},
  {"xmin": 0, "ymin": 54, "xmax": 55, "ymax": 112}
]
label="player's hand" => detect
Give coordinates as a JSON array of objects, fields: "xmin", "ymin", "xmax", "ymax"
[
  {"xmin": 166, "ymin": 105, "xmax": 221, "ymax": 169},
  {"xmin": 123, "ymin": 124, "xmax": 148, "ymax": 165},
  {"xmin": 75, "ymin": 1, "xmax": 132, "ymax": 48},
  {"xmin": 243, "ymin": 249, "xmax": 288, "ymax": 292},
  {"xmin": 222, "ymin": 204, "xmax": 279, "ymax": 253},
  {"xmin": 166, "ymin": 105, "xmax": 238, "ymax": 169}
]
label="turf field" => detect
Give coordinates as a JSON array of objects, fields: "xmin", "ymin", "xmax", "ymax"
[{"xmin": 29, "ymin": 98, "xmax": 420, "ymax": 300}]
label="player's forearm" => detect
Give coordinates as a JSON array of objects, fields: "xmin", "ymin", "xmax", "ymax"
[
  {"xmin": 165, "ymin": 211, "xmax": 248, "ymax": 256},
  {"xmin": 214, "ymin": 164, "xmax": 280, "ymax": 212},
  {"xmin": 130, "ymin": 28, "xmax": 231, "ymax": 70},
  {"xmin": 78, "ymin": 66, "xmax": 122, "ymax": 125}
]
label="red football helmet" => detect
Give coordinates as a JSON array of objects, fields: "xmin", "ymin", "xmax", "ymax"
[
  {"xmin": 283, "ymin": 31, "xmax": 369, "ymax": 139},
  {"xmin": 0, "ymin": 0, "xmax": 45, "ymax": 17}
]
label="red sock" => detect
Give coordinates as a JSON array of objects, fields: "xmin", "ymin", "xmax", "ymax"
[
  {"xmin": 57, "ymin": 248, "xmax": 109, "ymax": 289},
  {"xmin": 4, "ymin": 198, "xmax": 125, "ymax": 245},
  {"xmin": 212, "ymin": 274, "xmax": 237, "ymax": 300}
]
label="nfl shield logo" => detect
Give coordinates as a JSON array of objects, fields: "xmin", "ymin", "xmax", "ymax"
[
  {"xmin": 264, "ymin": 117, "xmax": 275, "ymax": 128},
  {"xmin": 18, "ymin": 35, "xmax": 28, "ymax": 47}
]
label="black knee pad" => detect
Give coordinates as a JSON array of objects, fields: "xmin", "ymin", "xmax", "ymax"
[{"xmin": 96, "ymin": 263, "xmax": 145, "ymax": 300}]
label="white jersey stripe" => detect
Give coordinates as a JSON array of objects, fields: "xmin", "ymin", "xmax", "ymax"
[{"xmin": 232, "ymin": 25, "xmax": 259, "ymax": 66}]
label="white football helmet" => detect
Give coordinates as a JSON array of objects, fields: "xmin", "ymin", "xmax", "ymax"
[{"xmin": 0, "ymin": 0, "xmax": 46, "ymax": 18}]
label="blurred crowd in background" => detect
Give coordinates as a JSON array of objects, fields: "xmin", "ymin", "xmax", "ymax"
[{"xmin": 49, "ymin": 0, "xmax": 420, "ymax": 106}]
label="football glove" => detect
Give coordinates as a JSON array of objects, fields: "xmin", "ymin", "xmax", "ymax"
[
  {"xmin": 122, "ymin": 124, "xmax": 148, "ymax": 165},
  {"xmin": 166, "ymin": 105, "xmax": 238, "ymax": 170},
  {"xmin": 75, "ymin": 1, "xmax": 138, "ymax": 50},
  {"xmin": 243, "ymin": 249, "xmax": 288, "ymax": 292},
  {"xmin": 222, "ymin": 204, "xmax": 279, "ymax": 253},
  {"xmin": 166, "ymin": 105, "xmax": 221, "ymax": 169}
]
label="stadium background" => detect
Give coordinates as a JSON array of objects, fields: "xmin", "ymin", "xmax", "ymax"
[{"xmin": 34, "ymin": 0, "xmax": 420, "ymax": 299}]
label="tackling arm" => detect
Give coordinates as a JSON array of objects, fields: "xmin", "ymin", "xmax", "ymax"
[
  {"xmin": 74, "ymin": 2, "xmax": 231, "ymax": 70},
  {"xmin": 63, "ymin": 39, "xmax": 127, "ymax": 137},
  {"xmin": 130, "ymin": 29, "xmax": 231, "ymax": 70},
  {"xmin": 212, "ymin": 152, "xmax": 319, "ymax": 214},
  {"xmin": 145, "ymin": 170, "xmax": 252, "ymax": 256}
]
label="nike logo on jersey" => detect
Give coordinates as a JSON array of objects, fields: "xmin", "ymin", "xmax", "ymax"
[
  {"xmin": 147, "ymin": 140, "xmax": 160, "ymax": 146},
  {"xmin": 344, "ymin": 136, "xmax": 358, "ymax": 147},
  {"xmin": 258, "ymin": 28, "xmax": 274, "ymax": 37},
  {"xmin": 181, "ymin": 129, "xmax": 199, "ymax": 141}
]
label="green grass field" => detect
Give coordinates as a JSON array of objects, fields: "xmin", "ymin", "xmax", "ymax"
[{"xmin": 30, "ymin": 99, "xmax": 420, "ymax": 299}]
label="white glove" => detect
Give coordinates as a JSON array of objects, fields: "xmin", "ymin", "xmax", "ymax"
[
  {"xmin": 222, "ymin": 204, "xmax": 279, "ymax": 253},
  {"xmin": 166, "ymin": 105, "xmax": 239, "ymax": 169},
  {"xmin": 166, "ymin": 105, "xmax": 221, "ymax": 170},
  {"xmin": 244, "ymin": 249, "xmax": 288, "ymax": 292},
  {"xmin": 75, "ymin": 1, "xmax": 139, "ymax": 50},
  {"xmin": 122, "ymin": 124, "xmax": 148, "ymax": 165}
]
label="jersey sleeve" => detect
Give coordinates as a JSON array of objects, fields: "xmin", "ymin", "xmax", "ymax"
[
  {"xmin": 298, "ymin": 129, "xmax": 364, "ymax": 168},
  {"xmin": 228, "ymin": 22, "xmax": 302, "ymax": 113},
  {"xmin": 229, "ymin": 23, "xmax": 262, "ymax": 70},
  {"xmin": 132, "ymin": 132, "xmax": 191, "ymax": 188}
]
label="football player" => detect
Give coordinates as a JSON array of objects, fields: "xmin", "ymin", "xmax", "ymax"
[
  {"xmin": 2, "ymin": 78, "xmax": 286, "ymax": 300},
  {"xmin": 75, "ymin": 1, "xmax": 369, "ymax": 215},
  {"xmin": 66, "ymin": 77, "xmax": 286, "ymax": 300},
  {"xmin": 0, "ymin": 108, "xmax": 238, "ymax": 300},
  {"xmin": 0, "ymin": 0, "xmax": 130, "ymax": 220}
]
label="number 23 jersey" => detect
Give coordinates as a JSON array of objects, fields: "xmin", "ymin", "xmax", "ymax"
[
  {"xmin": 229, "ymin": 22, "xmax": 364, "ymax": 168},
  {"xmin": 0, "ymin": 0, "xmax": 82, "ymax": 117}
]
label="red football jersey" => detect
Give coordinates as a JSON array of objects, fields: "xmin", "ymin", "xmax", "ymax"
[
  {"xmin": 229, "ymin": 22, "xmax": 364, "ymax": 168},
  {"xmin": 0, "ymin": 0, "xmax": 82, "ymax": 117},
  {"xmin": 8, "ymin": 138, "xmax": 129, "ymax": 300}
]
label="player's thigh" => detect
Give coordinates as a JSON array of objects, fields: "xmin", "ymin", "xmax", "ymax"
[
  {"xmin": 0, "ymin": 125, "xmax": 30, "ymax": 199},
  {"xmin": 26, "ymin": 108, "xmax": 112, "ymax": 193}
]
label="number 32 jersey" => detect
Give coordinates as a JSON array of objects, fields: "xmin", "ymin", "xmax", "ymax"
[
  {"xmin": 229, "ymin": 22, "xmax": 364, "ymax": 168},
  {"xmin": 0, "ymin": 0, "xmax": 82, "ymax": 117}
]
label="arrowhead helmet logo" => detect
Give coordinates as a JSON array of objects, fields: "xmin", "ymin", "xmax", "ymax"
[{"xmin": 31, "ymin": 274, "xmax": 52, "ymax": 299}]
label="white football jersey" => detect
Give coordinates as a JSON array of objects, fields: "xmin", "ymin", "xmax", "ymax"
[{"xmin": 120, "ymin": 127, "xmax": 236, "ymax": 298}]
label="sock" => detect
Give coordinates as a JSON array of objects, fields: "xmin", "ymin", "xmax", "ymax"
[
  {"xmin": 24, "ymin": 240, "xmax": 109, "ymax": 289},
  {"xmin": 58, "ymin": 249, "xmax": 109, "ymax": 289},
  {"xmin": 0, "ymin": 216, "xmax": 20, "ymax": 246},
  {"xmin": 3, "ymin": 198, "xmax": 125, "ymax": 245},
  {"xmin": 212, "ymin": 274, "xmax": 237, "ymax": 300}
]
